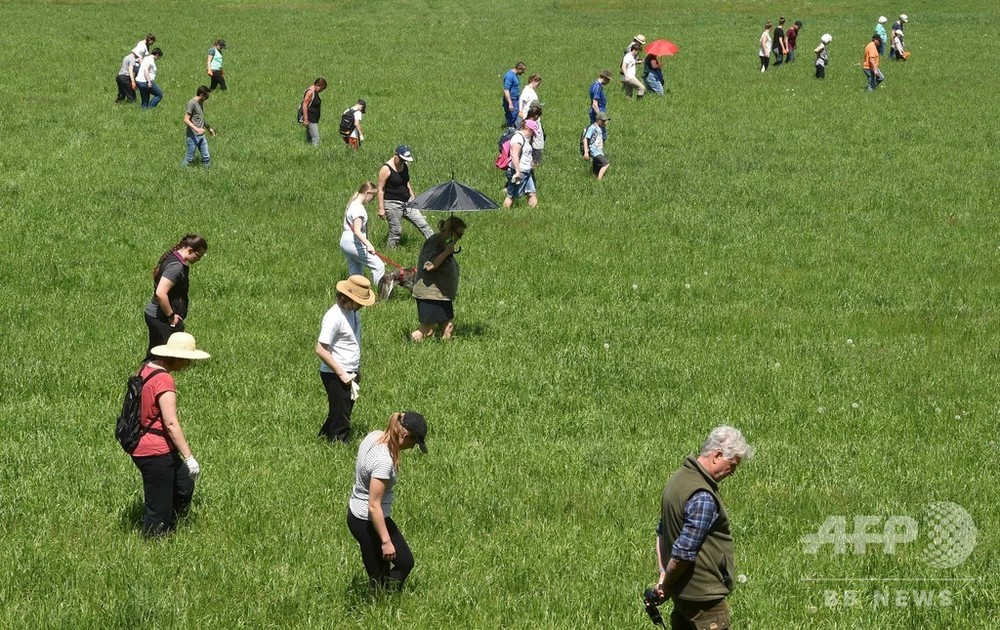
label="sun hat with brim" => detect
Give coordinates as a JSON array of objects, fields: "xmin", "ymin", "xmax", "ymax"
[
  {"xmin": 151, "ymin": 332, "xmax": 211, "ymax": 360},
  {"xmin": 337, "ymin": 274, "xmax": 376, "ymax": 306},
  {"xmin": 634, "ymin": 34, "xmax": 647, "ymax": 45},
  {"xmin": 400, "ymin": 411, "xmax": 428, "ymax": 453},
  {"xmin": 599, "ymin": 69, "xmax": 613, "ymax": 80},
  {"xmin": 878, "ymin": 16, "xmax": 888, "ymax": 24}
]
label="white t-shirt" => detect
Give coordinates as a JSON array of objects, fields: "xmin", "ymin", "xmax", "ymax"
[
  {"xmin": 318, "ymin": 304, "xmax": 361, "ymax": 373},
  {"xmin": 518, "ymin": 85, "xmax": 538, "ymax": 118},
  {"xmin": 132, "ymin": 40, "xmax": 149, "ymax": 59},
  {"xmin": 350, "ymin": 109, "xmax": 363, "ymax": 139},
  {"xmin": 137, "ymin": 55, "xmax": 157, "ymax": 83},
  {"xmin": 340, "ymin": 197, "xmax": 368, "ymax": 250},
  {"xmin": 349, "ymin": 431, "xmax": 397, "ymax": 519},
  {"xmin": 622, "ymin": 52, "xmax": 637, "ymax": 80},
  {"xmin": 511, "ymin": 132, "xmax": 534, "ymax": 172}
]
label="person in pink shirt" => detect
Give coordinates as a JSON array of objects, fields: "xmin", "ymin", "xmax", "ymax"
[{"xmin": 131, "ymin": 332, "xmax": 210, "ymax": 537}]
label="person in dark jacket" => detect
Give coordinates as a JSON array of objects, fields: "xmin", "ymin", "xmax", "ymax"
[{"xmin": 654, "ymin": 426, "xmax": 754, "ymax": 629}]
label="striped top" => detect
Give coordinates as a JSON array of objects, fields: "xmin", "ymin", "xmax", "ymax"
[{"xmin": 349, "ymin": 431, "xmax": 397, "ymax": 520}]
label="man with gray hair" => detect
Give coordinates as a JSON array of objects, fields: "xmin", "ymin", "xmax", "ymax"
[{"xmin": 654, "ymin": 426, "xmax": 754, "ymax": 629}]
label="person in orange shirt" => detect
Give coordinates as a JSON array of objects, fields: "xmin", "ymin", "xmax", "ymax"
[{"xmin": 863, "ymin": 34, "xmax": 884, "ymax": 91}]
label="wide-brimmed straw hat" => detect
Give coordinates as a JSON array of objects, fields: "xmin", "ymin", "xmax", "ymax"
[
  {"xmin": 151, "ymin": 332, "xmax": 211, "ymax": 360},
  {"xmin": 633, "ymin": 34, "xmax": 647, "ymax": 45},
  {"xmin": 337, "ymin": 274, "xmax": 377, "ymax": 306}
]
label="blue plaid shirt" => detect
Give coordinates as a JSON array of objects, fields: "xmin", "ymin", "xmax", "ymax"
[{"xmin": 670, "ymin": 491, "xmax": 719, "ymax": 562}]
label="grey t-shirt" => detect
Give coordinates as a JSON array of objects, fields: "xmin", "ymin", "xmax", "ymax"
[
  {"xmin": 349, "ymin": 431, "xmax": 397, "ymax": 520},
  {"xmin": 185, "ymin": 98, "xmax": 205, "ymax": 131},
  {"xmin": 144, "ymin": 256, "xmax": 188, "ymax": 318}
]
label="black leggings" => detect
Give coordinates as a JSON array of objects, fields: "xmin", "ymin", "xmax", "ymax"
[
  {"xmin": 144, "ymin": 312, "xmax": 184, "ymax": 360},
  {"xmin": 759, "ymin": 55, "xmax": 770, "ymax": 71},
  {"xmin": 319, "ymin": 371, "xmax": 356, "ymax": 441},
  {"xmin": 347, "ymin": 510, "xmax": 414, "ymax": 590},
  {"xmin": 132, "ymin": 452, "xmax": 194, "ymax": 536},
  {"xmin": 209, "ymin": 70, "xmax": 227, "ymax": 91}
]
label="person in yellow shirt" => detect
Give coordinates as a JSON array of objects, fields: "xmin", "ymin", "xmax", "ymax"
[{"xmin": 863, "ymin": 35, "xmax": 884, "ymax": 91}]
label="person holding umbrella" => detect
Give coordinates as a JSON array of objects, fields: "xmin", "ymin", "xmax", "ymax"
[
  {"xmin": 410, "ymin": 217, "xmax": 466, "ymax": 342},
  {"xmin": 642, "ymin": 40, "xmax": 678, "ymax": 95}
]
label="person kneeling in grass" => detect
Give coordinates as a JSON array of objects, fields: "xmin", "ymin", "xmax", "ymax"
[
  {"xmin": 182, "ymin": 86, "xmax": 216, "ymax": 167},
  {"xmin": 583, "ymin": 112, "xmax": 610, "ymax": 180}
]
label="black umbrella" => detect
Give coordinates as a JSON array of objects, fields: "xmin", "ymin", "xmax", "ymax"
[{"xmin": 407, "ymin": 179, "xmax": 499, "ymax": 212}]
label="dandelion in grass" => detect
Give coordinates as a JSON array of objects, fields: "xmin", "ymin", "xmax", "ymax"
[
  {"xmin": 632, "ymin": 284, "xmax": 638, "ymax": 290},
  {"xmin": 955, "ymin": 415, "xmax": 962, "ymax": 420},
  {"xmin": 774, "ymin": 362, "xmax": 781, "ymax": 368},
  {"xmin": 603, "ymin": 343, "xmax": 610, "ymax": 349},
  {"xmin": 737, "ymin": 574, "xmax": 748, "ymax": 584},
  {"xmin": 684, "ymin": 283, "xmax": 690, "ymax": 289},
  {"xmin": 852, "ymin": 402, "xmax": 859, "ymax": 409},
  {"xmin": 935, "ymin": 407, "xmax": 942, "ymax": 413},
  {"xmin": 846, "ymin": 338, "xmax": 854, "ymax": 345},
  {"xmin": 817, "ymin": 406, "xmax": 825, "ymax": 414}
]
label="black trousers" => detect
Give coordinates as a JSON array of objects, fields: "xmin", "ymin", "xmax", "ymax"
[
  {"xmin": 210, "ymin": 70, "xmax": 227, "ymax": 91},
  {"xmin": 116, "ymin": 75, "xmax": 136, "ymax": 102},
  {"xmin": 815, "ymin": 64, "xmax": 826, "ymax": 79},
  {"xmin": 132, "ymin": 452, "xmax": 195, "ymax": 536},
  {"xmin": 319, "ymin": 371, "xmax": 357, "ymax": 441},
  {"xmin": 347, "ymin": 510, "xmax": 414, "ymax": 590},
  {"xmin": 144, "ymin": 312, "xmax": 184, "ymax": 360}
]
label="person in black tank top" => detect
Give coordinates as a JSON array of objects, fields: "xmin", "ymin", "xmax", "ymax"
[
  {"xmin": 377, "ymin": 145, "xmax": 434, "ymax": 249},
  {"xmin": 300, "ymin": 77, "xmax": 326, "ymax": 145}
]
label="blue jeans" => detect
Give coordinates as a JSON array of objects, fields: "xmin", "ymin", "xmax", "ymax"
[
  {"xmin": 644, "ymin": 72, "xmax": 664, "ymax": 95},
  {"xmin": 503, "ymin": 105, "xmax": 517, "ymax": 128},
  {"xmin": 183, "ymin": 130, "xmax": 211, "ymax": 167},
  {"xmin": 138, "ymin": 81, "xmax": 163, "ymax": 108},
  {"xmin": 864, "ymin": 68, "xmax": 884, "ymax": 91}
]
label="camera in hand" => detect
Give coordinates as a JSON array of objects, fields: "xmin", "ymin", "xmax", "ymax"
[{"xmin": 643, "ymin": 586, "xmax": 667, "ymax": 627}]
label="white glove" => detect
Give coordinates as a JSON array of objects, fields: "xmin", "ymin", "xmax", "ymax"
[
  {"xmin": 350, "ymin": 380, "xmax": 360, "ymax": 401},
  {"xmin": 359, "ymin": 134, "xmax": 365, "ymax": 142},
  {"xmin": 184, "ymin": 455, "xmax": 201, "ymax": 480}
]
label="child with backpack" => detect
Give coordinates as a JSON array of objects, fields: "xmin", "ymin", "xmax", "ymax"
[
  {"xmin": 582, "ymin": 112, "xmax": 610, "ymax": 180},
  {"xmin": 340, "ymin": 99, "xmax": 366, "ymax": 149}
]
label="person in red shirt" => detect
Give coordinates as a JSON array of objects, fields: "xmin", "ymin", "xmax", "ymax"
[
  {"xmin": 131, "ymin": 332, "xmax": 211, "ymax": 537},
  {"xmin": 862, "ymin": 34, "xmax": 885, "ymax": 92}
]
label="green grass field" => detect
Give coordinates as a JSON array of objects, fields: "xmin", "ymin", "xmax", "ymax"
[{"xmin": 1, "ymin": 0, "xmax": 997, "ymax": 627}]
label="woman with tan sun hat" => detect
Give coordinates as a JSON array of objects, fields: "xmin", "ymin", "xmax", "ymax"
[{"xmin": 131, "ymin": 332, "xmax": 210, "ymax": 537}]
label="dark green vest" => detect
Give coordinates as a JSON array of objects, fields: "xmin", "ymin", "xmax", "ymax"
[{"xmin": 660, "ymin": 456, "xmax": 735, "ymax": 601}]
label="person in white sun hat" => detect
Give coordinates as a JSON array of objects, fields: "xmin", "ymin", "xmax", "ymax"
[
  {"xmin": 131, "ymin": 332, "xmax": 211, "ymax": 537},
  {"xmin": 874, "ymin": 16, "xmax": 888, "ymax": 55},
  {"xmin": 814, "ymin": 33, "xmax": 832, "ymax": 79},
  {"xmin": 890, "ymin": 14, "xmax": 908, "ymax": 60}
]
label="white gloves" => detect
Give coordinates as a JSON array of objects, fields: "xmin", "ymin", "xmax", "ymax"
[
  {"xmin": 350, "ymin": 380, "xmax": 361, "ymax": 401},
  {"xmin": 184, "ymin": 455, "xmax": 201, "ymax": 480}
]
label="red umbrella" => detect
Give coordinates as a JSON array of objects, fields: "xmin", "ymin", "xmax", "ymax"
[{"xmin": 645, "ymin": 39, "xmax": 679, "ymax": 56}]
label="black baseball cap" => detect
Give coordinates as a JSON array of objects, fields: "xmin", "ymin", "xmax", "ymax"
[{"xmin": 400, "ymin": 411, "xmax": 428, "ymax": 453}]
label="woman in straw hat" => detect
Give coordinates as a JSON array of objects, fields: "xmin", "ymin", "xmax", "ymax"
[
  {"xmin": 316, "ymin": 275, "xmax": 376, "ymax": 442},
  {"xmin": 132, "ymin": 332, "xmax": 210, "ymax": 537},
  {"xmin": 347, "ymin": 411, "xmax": 428, "ymax": 592}
]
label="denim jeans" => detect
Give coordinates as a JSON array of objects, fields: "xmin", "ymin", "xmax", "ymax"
[
  {"xmin": 305, "ymin": 122, "xmax": 320, "ymax": 145},
  {"xmin": 138, "ymin": 82, "xmax": 163, "ymax": 108},
  {"xmin": 183, "ymin": 130, "xmax": 211, "ymax": 167},
  {"xmin": 644, "ymin": 72, "xmax": 664, "ymax": 95},
  {"xmin": 864, "ymin": 68, "xmax": 884, "ymax": 91}
]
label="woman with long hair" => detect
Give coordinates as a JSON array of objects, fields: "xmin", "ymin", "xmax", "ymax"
[
  {"xmin": 347, "ymin": 411, "xmax": 428, "ymax": 591},
  {"xmin": 410, "ymin": 217, "xmax": 466, "ymax": 341},
  {"xmin": 339, "ymin": 181, "xmax": 386, "ymax": 292},
  {"xmin": 759, "ymin": 22, "xmax": 773, "ymax": 73},
  {"xmin": 144, "ymin": 234, "xmax": 208, "ymax": 359}
]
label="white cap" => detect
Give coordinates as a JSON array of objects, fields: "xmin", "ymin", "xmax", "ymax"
[
  {"xmin": 900, "ymin": 14, "xmax": 908, "ymax": 22},
  {"xmin": 821, "ymin": 34, "xmax": 832, "ymax": 44},
  {"xmin": 878, "ymin": 16, "xmax": 888, "ymax": 24}
]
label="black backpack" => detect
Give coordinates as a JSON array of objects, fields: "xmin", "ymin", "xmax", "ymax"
[
  {"xmin": 339, "ymin": 108, "xmax": 356, "ymax": 137},
  {"xmin": 115, "ymin": 366, "xmax": 167, "ymax": 454}
]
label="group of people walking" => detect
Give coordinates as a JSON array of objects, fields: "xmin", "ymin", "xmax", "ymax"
[
  {"xmin": 757, "ymin": 13, "xmax": 912, "ymax": 89},
  {"xmin": 129, "ymin": 229, "xmax": 435, "ymax": 592},
  {"xmin": 114, "ymin": 34, "xmax": 228, "ymax": 167}
]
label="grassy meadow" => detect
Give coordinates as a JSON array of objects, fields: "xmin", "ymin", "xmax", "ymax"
[{"xmin": 1, "ymin": 0, "xmax": 998, "ymax": 627}]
